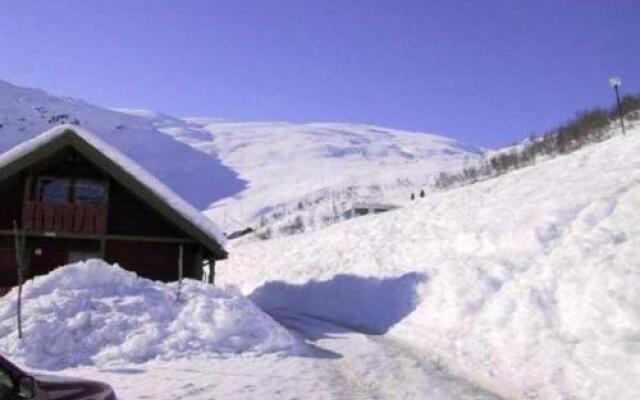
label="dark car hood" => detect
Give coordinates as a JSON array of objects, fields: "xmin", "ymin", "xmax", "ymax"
[{"xmin": 34, "ymin": 374, "xmax": 116, "ymax": 400}]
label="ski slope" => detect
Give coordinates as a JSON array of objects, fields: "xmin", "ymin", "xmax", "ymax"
[{"xmin": 219, "ymin": 124, "xmax": 640, "ymax": 399}]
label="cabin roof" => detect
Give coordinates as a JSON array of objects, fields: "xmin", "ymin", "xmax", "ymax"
[{"xmin": 0, "ymin": 124, "xmax": 227, "ymax": 258}]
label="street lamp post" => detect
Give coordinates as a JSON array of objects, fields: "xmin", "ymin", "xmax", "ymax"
[{"xmin": 609, "ymin": 76, "xmax": 626, "ymax": 135}]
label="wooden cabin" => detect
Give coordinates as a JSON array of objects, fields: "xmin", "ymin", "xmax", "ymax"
[
  {"xmin": 0, "ymin": 125, "xmax": 227, "ymax": 295},
  {"xmin": 343, "ymin": 202, "xmax": 399, "ymax": 220}
]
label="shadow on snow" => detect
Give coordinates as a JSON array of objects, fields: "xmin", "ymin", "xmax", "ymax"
[{"xmin": 249, "ymin": 272, "xmax": 426, "ymax": 349}]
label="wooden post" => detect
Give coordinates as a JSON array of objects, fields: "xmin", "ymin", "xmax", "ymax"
[
  {"xmin": 209, "ymin": 258, "xmax": 216, "ymax": 286},
  {"xmin": 193, "ymin": 247, "xmax": 204, "ymax": 281},
  {"xmin": 99, "ymin": 179, "xmax": 110, "ymax": 260},
  {"xmin": 177, "ymin": 244, "xmax": 184, "ymax": 301},
  {"xmin": 22, "ymin": 173, "xmax": 32, "ymax": 279},
  {"xmin": 12, "ymin": 220, "xmax": 24, "ymax": 340}
]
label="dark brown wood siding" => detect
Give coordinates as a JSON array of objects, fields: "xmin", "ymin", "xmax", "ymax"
[
  {"xmin": 107, "ymin": 181, "xmax": 186, "ymax": 238},
  {"xmin": 27, "ymin": 238, "xmax": 100, "ymax": 278},
  {"xmin": 105, "ymin": 241, "xmax": 197, "ymax": 282},
  {"xmin": 0, "ymin": 175, "xmax": 24, "ymax": 230},
  {"xmin": 0, "ymin": 238, "xmax": 18, "ymax": 288},
  {"xmin": 0, "ymin": 237, "xmax": 100, "ymax": 290}
]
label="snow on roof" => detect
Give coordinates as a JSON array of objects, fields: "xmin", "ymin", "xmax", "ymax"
[{"xmin": 0, "ymin": 124, "xmax": 227, "ymax": 248}]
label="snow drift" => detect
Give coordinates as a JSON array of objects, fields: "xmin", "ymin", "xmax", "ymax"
[
  {"xmin": 219, "ymin": 124, "xmax": 640, "ymax": 400},
  {"xmin": 0, "ymin": 261, "xmax": 299, "ymax": 370}
]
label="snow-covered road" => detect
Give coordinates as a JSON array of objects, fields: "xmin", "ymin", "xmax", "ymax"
[
  {"xmin": 58, "ymin": 312, "xmax": 502, "ymax": 400},
  {"xmin": 275, "ymin": 312, "xmax": 502, "ymax": 400}
]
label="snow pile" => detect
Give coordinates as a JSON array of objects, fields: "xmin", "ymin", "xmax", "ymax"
[
  {"xmin": 219, "ymin": 125, "xmax": 640, "ymax": 399},
  {"xmin": 0, "ymin": 260, "xmax": 299, "ymax": 370}
]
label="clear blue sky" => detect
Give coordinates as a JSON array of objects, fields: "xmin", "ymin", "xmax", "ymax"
[{"xmin": 1, "ymin": 0, "xmax": 638, "ymax": 148}]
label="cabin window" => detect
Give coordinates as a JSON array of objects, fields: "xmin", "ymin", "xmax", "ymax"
[
  {"xmin": 37, "ymin": 177, "xmax": 107, "ymax": 204},
  {"xmin": 74, "ymin": 180, "xmax": 107, "ymax": 204},
  {"xmin": 37, "ymin": 177, "xmax": 71, "ymax": 204}
]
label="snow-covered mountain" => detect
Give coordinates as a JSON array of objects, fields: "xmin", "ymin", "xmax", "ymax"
[
  {"xmin": 121, "ymin": 112, "xmax": 482, "ymax": 236},
  {"xmin": 0, "ymin": 79, "xmax": 480, "ymax": 237}
]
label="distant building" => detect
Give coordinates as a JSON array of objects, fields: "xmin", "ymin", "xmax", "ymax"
[
  {"xmin": 343, "ymin": 202, "xmax": 400, "ymax": 220},
  {"xmin": 0, "ymin": 125, "xmax": 227, "ymax": 296}
]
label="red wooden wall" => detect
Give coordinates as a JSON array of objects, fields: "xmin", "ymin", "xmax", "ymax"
[
  {"xmin": 22, "ymin": 202, "xmax": 106, "ymax": 234},
  {"xmin": 105, "ymin": 241, "xmax": 197, "ymax": 282}
]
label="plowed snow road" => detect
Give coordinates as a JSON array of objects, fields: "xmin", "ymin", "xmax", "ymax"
[
  {"xmin": 57, "ymin": 313, "xmax": 503, "ymax": 400},
  {"xmin": 273, "ymin": 312, "xmax": 502, "ymax": 400}
]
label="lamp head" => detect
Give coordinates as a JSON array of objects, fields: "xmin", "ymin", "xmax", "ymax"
[{"xmin": 609, "ymin": 76, "xmax": 622, "ymax": 88}]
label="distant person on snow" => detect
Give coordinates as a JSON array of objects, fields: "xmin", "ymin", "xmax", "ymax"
[
  {"xmin": 411, "ymin": 193, "xmax": 415, "ymax": 200},
  {"xmin": 420, "ymin": 189, "xmax": 425, "ymax": 198}
]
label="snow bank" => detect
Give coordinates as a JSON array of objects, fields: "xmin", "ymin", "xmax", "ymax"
[
  {"xmin": 0, "ymin": 260, "xmax": 299, "ymax": 370},
  {"xmin": 219, "ymin": 125, "xmax": 640, "ymax": 399}
]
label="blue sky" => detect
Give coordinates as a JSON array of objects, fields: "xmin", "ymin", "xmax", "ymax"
[{"xmin": 0, "ymin": 0, "xmax": 638, "ymax": 148}]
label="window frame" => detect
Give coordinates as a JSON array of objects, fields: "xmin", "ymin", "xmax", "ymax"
[
  {"xmin": 72, "ymin": 179, "xmax": 109, "ymax": 205},
  {"xmin": 36, "ymin": 176, "xmax": 72, "ymax": 204},
  {"xmin": 35, "ymin": 176, "xmax": 109, "ymax": 205}
]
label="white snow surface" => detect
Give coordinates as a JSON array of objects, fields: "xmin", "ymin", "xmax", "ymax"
[
  {"xmin": 0, "ymin": 124, "xmax": 226, "ymax": 245},
  {"xmin": 120, "ymin": 110, "xmax": 482, "ymax": 234},
  {"xmin": 0, "ymin": 260, "xmax": 299, "ymax": 370},
  {"xmin": 195, "ymin": 121, "xmax": 480, "ymax": 235},
  {"xmin": 219, "ymin": 125, "xmax": 640, "ymax": 400}
]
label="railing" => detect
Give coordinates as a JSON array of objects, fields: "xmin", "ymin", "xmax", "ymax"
[{"xmin": 22, "ymin": 202, "xmax": 106, "ymax": 234}]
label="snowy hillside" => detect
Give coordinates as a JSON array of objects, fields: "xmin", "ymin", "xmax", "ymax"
[
  {"xmin": 0, "ymin": 79, "xmax": 243, "ymax": 209},
  {"xmin": 198, "ymin": 121, "xmax": 481, "ymax": 234},
  {"xmin": 219, "ymin": 123, "xmax": 640, "ymax": 399},
  {"xmin": 0, "ymin": 79, "xmax": 482, "ymax": 238},
  {"xmin": 122, "ymin": 111, "xmax": 482, "ymax": 236}
]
